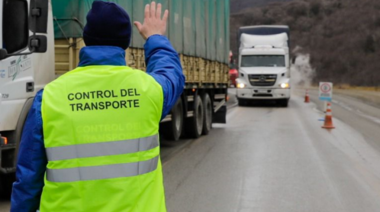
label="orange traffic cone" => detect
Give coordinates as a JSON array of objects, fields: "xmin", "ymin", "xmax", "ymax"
[
  {"xmin": 304, "ymin": 89, "xmax": 310, "ymax": 103},
  {"xmin": 322, "ymin": 102, "xmax": 335, "ymax": 129}
]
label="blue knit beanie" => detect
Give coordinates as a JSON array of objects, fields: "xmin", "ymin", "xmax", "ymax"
[{"xmin": 83, "ymin": 1, "xmax": 131, "ymax": 50}]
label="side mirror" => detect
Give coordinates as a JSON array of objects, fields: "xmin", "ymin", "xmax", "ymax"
[
  {"xmin": 0, "ymin": 49, "xmax": 8, "ymax": 60},
  {"xmin": 28, "ymin": 0, "xmax": 48, "ymax": 53},
  {"xmin": 0, "ymin": 35, "xmax": 47, "ymax": 60},
  {"xmin": 0, "ymin": 0, "xmax": 48, "ymax": 60},
  {"xmin": 29, "ymin": 0, "xmax": 49, "ymax": 33},
  {"xmin": 29, "ymin": 36, "xmax": 47, "ymax": 53}
]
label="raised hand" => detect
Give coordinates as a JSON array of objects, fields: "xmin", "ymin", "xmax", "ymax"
[{"xmin": 134, "ymin": 2, "xmax": 169, "ymax": 40}]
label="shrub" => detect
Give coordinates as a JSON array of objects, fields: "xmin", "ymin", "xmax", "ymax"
[
  {"xmin": 286, "ymin": 2, "xmax": 308, "ymax": 19},
  {"xmin": 374, "ymin": 17, "xmax": 380, "ymax": 27},
  {"xmin": 262, "ymin": 17, "xmax": 275, "ymax": 25},
  {"xmin": 363, "ymin": 35, "xmax": 376, "ymax": 53},
  {"xmin": 310, "ymin": 1, "xmax": 321, "ymax": 16}
]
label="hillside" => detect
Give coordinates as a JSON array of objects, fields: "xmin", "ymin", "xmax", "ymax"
[
  {"xmin": 231, "ymin": 0, "xmax": 380, "ymax": 86},
  {"xmin": 230, "ymin": 0, "xmax": 293, "ymax": 14}
]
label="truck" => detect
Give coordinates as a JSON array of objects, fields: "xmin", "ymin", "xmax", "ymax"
[
  {"xmin": 0, "ymin": 0, "xmax": 230, "ymax": 195},
  {"xmin": 235, "ymin": 25, "xmax": 291, "ymax": 107}
]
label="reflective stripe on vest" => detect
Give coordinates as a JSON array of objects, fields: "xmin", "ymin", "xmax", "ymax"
[
  {"xmin": 46, "ymin": 134, "xmax": 159, "ymax": 161},
  {"xmin": 47, "ymin": 156, "xmax": 159, "ymax": 182}
]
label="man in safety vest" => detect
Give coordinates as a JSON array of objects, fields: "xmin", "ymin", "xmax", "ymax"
[{"xmin": 11, "ymin": 1, "xmax": 184, "ymax": 211}]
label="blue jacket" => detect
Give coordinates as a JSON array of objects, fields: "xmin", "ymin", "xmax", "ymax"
[{"xmin": 11, "ymin": 35, "xmax": 185, "ymax": 212}]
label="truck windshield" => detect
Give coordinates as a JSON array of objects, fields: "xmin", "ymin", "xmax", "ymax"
[{"xmin": 241, "ymin": 55, "xmax": 285, "ymax": 67}]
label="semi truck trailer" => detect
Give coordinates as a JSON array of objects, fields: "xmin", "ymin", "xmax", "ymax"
[
  {"xmin": 0, "ymin": 0, "xmax": 230, "ymax": 195},
  {"xmin": 236, "ymin": 25, "xmax": 291, "ymax": 107}
]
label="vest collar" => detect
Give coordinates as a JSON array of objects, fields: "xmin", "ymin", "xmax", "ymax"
[{"xmin": 78, "ymin": 46, "xmax": 126, "ymax": 67}]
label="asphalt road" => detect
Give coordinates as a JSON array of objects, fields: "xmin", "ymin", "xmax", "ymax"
[
  {"xmin": 163, "ymin": 89, "xmax": 380, "ymax": 212},
  {"xmin": 2, "ymin": 89, "xmax": 380, "ymax": 212},
  {"xmin": 0, "ymin": 200, "xmax": 8, "ymax": 212},
  {"xmin": 306, "ymin": 89, "xmax": 380, "ymax": 152}
]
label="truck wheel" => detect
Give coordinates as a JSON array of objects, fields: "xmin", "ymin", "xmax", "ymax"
[
  {"xmin": 0, "ymin": 98, "xmax": 33, "ymax": 197},
  {"xmin": 279, "ymin": 99, "xmax": 289, "ymax": 107},
  {"xmin": 238, "ymin": 98, "xmax": 246, "ymax": 106},
  {"xmin": 185, "ymin": 95, "xmax": 204, "ymax": 138},
  {"xmin": 283, "ymin": 99, "xmax": 289, "ymax": 107},
  {"xmin": 160, "ymin": 98, "xmax": 184, "ymax": 141},
  {"xmin": 202, "ymin": 94, "xmax": 212, "ymax": 135},
  {"xmin": 0, "ymin": 174, "xmax": 15, "ymax": 198}
]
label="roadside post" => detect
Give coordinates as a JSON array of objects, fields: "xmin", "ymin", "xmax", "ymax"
[{"xmin": 319, "ymin": 82, "xmax": 333, "ymax": 112}]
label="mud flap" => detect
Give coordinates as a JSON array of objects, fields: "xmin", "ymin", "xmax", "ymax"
[{"xmin": 212, "ymin": 105, "xmax": 227, "ymax": 124}]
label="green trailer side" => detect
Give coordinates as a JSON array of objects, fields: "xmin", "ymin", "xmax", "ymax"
[
  {"xmin": 52, "ymin": 0, "xmax": 230, "ymax": 141},
  {"xmin": 52, "ymin": 0, "xmax": 229, "ymax": 62}
]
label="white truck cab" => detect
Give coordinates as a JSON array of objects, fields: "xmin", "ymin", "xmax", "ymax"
[
  {"xmin": 236, "ymin": 26, "xmax": 291, "ymax": 107},
  {"xmin": 0, "ymin": 0, "xmax": 53, "ymax": 194}
]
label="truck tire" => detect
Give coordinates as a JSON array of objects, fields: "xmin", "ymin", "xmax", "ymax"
[
  {"xmin": 0, "ymin": 98, "xmax": 34, "ymax": 197},
  {"xmin": 284, "ymin": 99, "xmax": 289, "ymax": 107},
  {"xmin": 0, "ymin": 174, "xmax": 15, "ymax": 198},
  {"xmin": 238, "ymin": 98, "xmax": 247, "ymax": 106},
  {"xmin": 202, "ymin": 94, "xmax": 212, "ymax": 135},
  {"xmin": 185, "ymin": 95, "xmax": 204, "ymax": 138},
  {"xmin": 160, "ymin": 98, "xmax": 184, "ymax": 141},
  {"xmin": 279, "ymin": 99, "xmax": 289, "ymax": 107}
]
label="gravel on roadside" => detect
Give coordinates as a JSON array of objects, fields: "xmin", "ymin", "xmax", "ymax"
[{"xmin": 334, "ymin": 89, "xmax": 380, "ymax": 109}]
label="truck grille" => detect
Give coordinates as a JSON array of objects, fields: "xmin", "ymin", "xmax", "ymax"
[{"xmin": 248, "ymin": 74, "xmax": 277, "ymax": 86}]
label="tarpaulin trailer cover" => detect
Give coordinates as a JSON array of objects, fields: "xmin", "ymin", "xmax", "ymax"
[{"xmin": 52, "ymin": 0, "xmax": 230, "ymax": 64}]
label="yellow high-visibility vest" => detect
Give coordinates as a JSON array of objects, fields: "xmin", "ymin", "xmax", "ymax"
[{"xmin": 40, "ymin": 65, "xmax": 166, "ymax": 212}]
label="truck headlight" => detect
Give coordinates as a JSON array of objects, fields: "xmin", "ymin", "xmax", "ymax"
[
  {"xmin": 237, "ymin": 82, "xmax": 246, "ymax": 89},
  {"xmin": 280, "ymin": 83, "xmax": 290, "ymax": 89}
]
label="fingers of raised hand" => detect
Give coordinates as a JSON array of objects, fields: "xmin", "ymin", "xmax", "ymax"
[
  {"xmin": 144, "ymin": 4, "xmax": 150, "ymax": 19},
  {"xmin": 150, "ymin": 2, "xmax": 156, "ymax": 19},
  {"xmin": 162, "ymin": 9, "xmax": 169, "ymax": 23},
  {"xmin": 156, "ymin": 3, "xmax": 162, "ymax": 19},
  {"xmin": 138, "ymin": 2, "xmax": 168, "ymax": 39}
]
